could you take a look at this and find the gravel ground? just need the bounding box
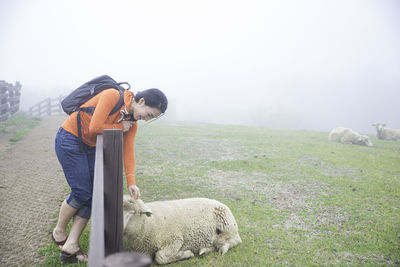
[0,116,67,267]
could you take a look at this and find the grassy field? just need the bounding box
[0,112,41,156]
[39,121,400,266]
[0,112,41,139]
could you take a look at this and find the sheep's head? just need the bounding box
[372,123,386,139]
[356,135,373,147]
[213,205,242,254]
[123,195,153,230]
[123,196,152,216]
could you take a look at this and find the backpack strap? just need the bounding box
[76,90,125,149]
[76,109,84,149]
[110,90,125,115]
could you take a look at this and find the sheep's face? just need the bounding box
[373,123,386,138]
[356,136,373,147]
[122,196,153,230]
[213,206,242,254]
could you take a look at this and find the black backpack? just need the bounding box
[61,75,131,148]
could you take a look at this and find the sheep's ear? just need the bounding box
[383,124,386,127]
[123,199,136,211]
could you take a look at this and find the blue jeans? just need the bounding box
[55,127,95,219]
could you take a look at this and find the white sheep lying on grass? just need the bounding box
[372,123,400,140]
[329,127,373,147]
[123,196,242,265]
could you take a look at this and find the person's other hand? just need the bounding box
[128,185,141,200]
[122,121,135,132]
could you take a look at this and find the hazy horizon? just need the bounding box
[1,0,399,134]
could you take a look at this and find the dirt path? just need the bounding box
[0,116,68,267]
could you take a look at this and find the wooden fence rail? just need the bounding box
[89,130,151,267]
[28,95,64,117]
[0,80,22,121]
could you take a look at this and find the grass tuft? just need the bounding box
[0,111,41,142]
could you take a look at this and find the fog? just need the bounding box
[1,0,399,133]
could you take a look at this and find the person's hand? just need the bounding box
[121,120,135,132]
[128,185,141,200]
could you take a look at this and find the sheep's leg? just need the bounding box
[155,239,194,265]
[199,247,214,256]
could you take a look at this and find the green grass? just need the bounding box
[38,190,90,267]
[0,111,41,142]
[38,121,400,266]
[38,223,90,267]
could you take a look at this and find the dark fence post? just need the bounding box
[89,130,152,267]
[89,131,123,266]
[103,129,124,256]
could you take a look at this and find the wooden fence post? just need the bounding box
[0,81,8,121]
[88,135,105,267]
[38,102,42,116]
[88,130,152,267]
[103,129,124,256]
[58,95,63,114]
[46,97,51,115]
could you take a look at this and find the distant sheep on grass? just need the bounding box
[329,127,373,147]
[123,196,242,265]
[372,123,400,140]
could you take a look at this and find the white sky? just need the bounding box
[1,0,399,132]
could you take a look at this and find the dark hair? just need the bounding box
[134,88,168,113]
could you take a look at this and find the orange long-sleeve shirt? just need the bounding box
[62,89,138,186]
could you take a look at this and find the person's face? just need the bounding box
[132,98,162,121]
